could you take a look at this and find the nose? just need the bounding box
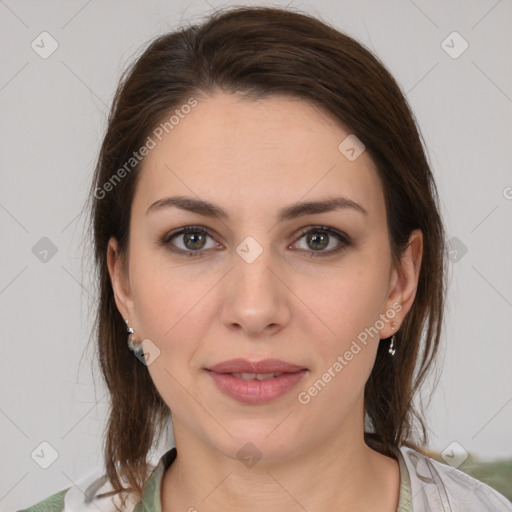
[220,245,291,339]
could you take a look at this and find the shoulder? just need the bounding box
[398,445,512,511]
[16,449,175,512]
[16,469,138,512]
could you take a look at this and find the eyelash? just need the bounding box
[160,225,351,258]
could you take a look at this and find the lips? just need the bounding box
[205,358,308,404]
[207,358,307,374]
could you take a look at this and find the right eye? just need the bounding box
[161,226,221,257]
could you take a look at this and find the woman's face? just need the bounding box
[108,91,421,463]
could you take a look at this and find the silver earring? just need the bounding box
[388,335,396,356]
[389,321,398,356]
[125,319,142,355]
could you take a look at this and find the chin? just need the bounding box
[204,419,303,464]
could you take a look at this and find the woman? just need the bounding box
[18,5,512,512]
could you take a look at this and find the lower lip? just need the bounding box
[206,369,307,404]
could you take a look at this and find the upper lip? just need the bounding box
[207,358,307,374]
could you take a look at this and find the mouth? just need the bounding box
[206,358,307,374]
[229,372,286,380]
[205,359,308,404]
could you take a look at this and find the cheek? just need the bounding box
[295,272,385,420]
[306,264,388,349]
[129,242,209,336]
[294,258,389,406]
[135,262,211,413]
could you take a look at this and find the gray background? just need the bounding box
[1,0,511,509]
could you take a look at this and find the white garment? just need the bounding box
[396,446,512,511]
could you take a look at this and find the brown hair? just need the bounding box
[84,4,447,505]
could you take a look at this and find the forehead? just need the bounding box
[132,92,384,219]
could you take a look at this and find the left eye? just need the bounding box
[292,226,350,256]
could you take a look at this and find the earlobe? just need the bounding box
[106,237,134,321]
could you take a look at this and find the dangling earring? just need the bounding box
[389,321,398,356]
[126,319,143,356]
[388,335,396,356]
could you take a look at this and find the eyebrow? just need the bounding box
[146,195,368,221]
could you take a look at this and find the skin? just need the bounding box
[107,91,423,511]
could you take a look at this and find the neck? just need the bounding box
[160,420,400,511]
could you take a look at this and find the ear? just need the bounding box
[106,236,135,323]
[379,229,423,338]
